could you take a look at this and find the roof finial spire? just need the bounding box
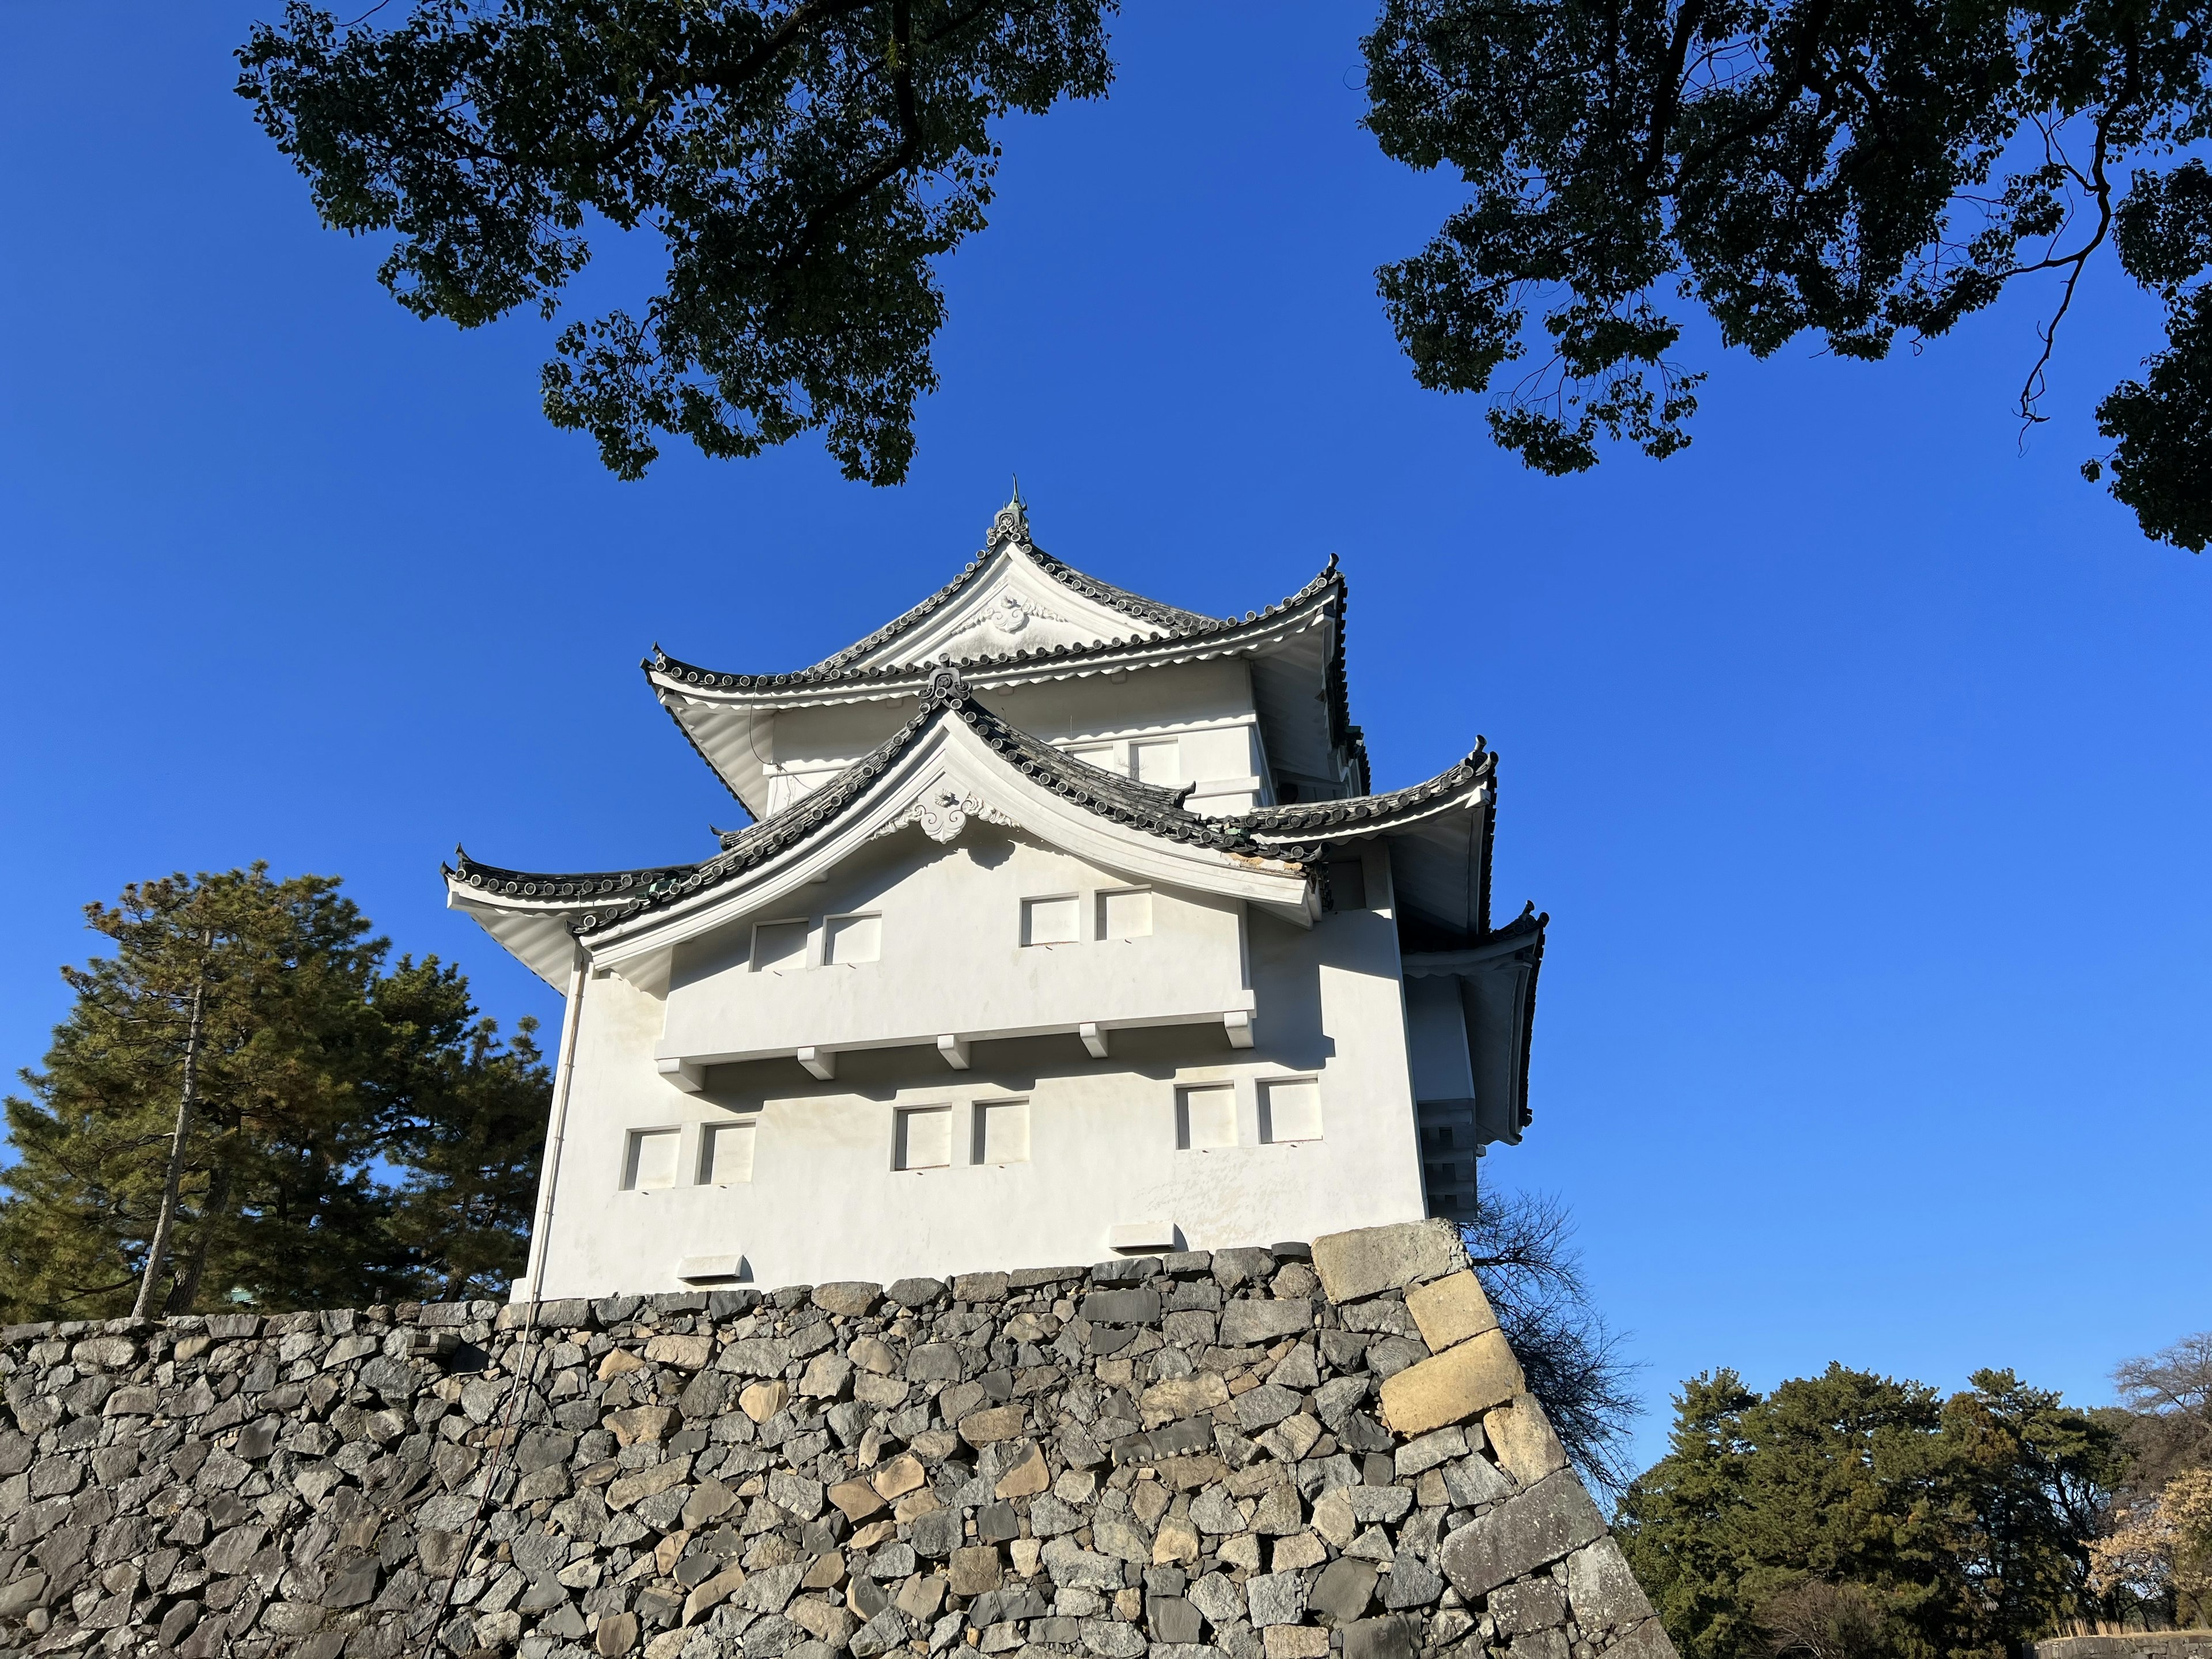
[987,480,1031,551]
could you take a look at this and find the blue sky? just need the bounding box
[2,5,2205,1471]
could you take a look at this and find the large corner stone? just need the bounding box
[1313,1221,1462,1305]
[1378,1328,1524,1435]
[1404,1272,1499,1352]
[1438,1470,1608,1599]
[1566,1539,1655,1636]
[1485,1393,1570,1486]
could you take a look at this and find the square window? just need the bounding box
[824,912,881,965]
[1131,738,1181,786]
[751,919,809,971]
[1021,895,1081,946]
[1260,1078,1324,1143]
[895,1106,953,1171]
[699,1121,756,1185]
[1097,888,1153,940]
[973,1099,1030,1164]
[1066,743,1124,776]
[1176,1083,1237,1152]
[624,1128,680,1191]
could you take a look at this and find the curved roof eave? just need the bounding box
[1233,745,1494,842]
[444,671,1325,976]
[646,562,1343,711]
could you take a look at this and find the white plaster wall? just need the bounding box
[659,831,1252,1063]
[531,843,1426,1298]
[1405,977,1476,1101]
[761,661,1270,817]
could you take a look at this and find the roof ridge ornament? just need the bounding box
[986,483,1031,551]
[925,662,968,704]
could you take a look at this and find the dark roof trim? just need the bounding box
[649,560,1342,697]
[446,851,698,906]
[1233,744,1494,839]
[809,496,1217,676]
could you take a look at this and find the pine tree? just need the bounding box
[0,866,548,1319]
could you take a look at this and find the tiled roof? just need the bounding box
[802,495,1217,676]
[648,560,1342,696]
[450,668,1325,940]
[1236,745,1493,838]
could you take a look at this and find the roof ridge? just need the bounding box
[647,562,1343,695]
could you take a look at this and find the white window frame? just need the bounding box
[970,1097,1031,1166]
[1020,893,1084,948]
[893,1105,955,1172]
[822,910,882,966]
[1257,1076,1325,1145]
[623,1126,684,1192]
[749,917,813,972]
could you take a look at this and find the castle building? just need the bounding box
[449,498,1544,1300]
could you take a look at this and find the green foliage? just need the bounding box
[1617,1364,2124,1659]
[1361,0,2212,548]
[0,866,548,1320]
[236,0,1116,483]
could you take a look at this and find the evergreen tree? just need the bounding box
[1618,1364,2120,1659]
[0,866,548,1319]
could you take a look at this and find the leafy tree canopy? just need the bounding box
[1617,1363,2122,1659]
[0,866,547,1319]
[237,1,1115,484]
[1361,0,2212,548]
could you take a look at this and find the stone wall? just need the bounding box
[0,1220,1675,1659]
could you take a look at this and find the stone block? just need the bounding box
[1403,1272,1499,1353]
[1142,1373,1230,1422]
[1393,1427,1467,1479]
[1437,1471,1607,1599]
[1491,1577,1567,1635]
[1312,1222,1460,1305]
[829,1478,887,1522]
[1307,1559,1376,1624]
[596,1610,641,1654]
[1150,1594,1206,1644]
[995,1442,1051,1498]
[1340,1615,1417,1659]
[1212,1248,1277,1289]
[953,1272,1010,1304]
[1566,1539,1654,1635]
[608,1459,690,1511]
[1485,1395,1570,1486]
[1218,1300,1315,1348]
[849,1336,899,1374]
[1085,1617,1149,1657]
[1235,1385,1305,1434]
[604,1405,682,1446]
[1378,1329,1524,1436]
[645,1334,713,1370]
[960,1405,1028,1446]
[1272,1533,1327,1572]
[1264,1628,1332,1659]
[1081,1289,1162,1326]
[1247,1571,1308,1627]
[949,1544,1003,1597]
[814,1282,883,1317]
[740,1380,789,1423]
[1379,1553,1442,1610]
[1610,1618,1680,1659]
[801,1354,853,1399]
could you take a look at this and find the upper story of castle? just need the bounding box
[645,494,1368,821]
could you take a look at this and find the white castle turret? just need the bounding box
[449,497,1545,1299]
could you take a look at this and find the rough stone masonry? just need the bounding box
[0,1219,1676,1659]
